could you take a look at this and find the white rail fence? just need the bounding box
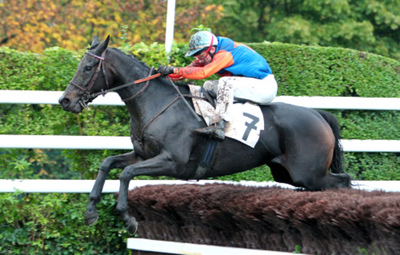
[1,90,400,152]
[2,90,400,110]
[1,179,399,193]
[127,238,308,255]
[1,90,399,254]
[2,134,400,152]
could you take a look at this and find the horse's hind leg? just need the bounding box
[317,172,351,190]
[287,162,351,191]
[85,151,142,226]
[281,147,351,190]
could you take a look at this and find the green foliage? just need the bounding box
[214,0,400,61]
[249,42,400,97]
[1,41,399,254]
[0,192,129,254]
[0,47,79,91]
[128,42,209,85]
[190,24,212,33]
[1,0,224,53]
[345,152,400,180]
[334,110,400,140]
[1,42,399,179]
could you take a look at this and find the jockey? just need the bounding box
[157,31,277,140]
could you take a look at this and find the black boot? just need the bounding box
[195,121,225,140]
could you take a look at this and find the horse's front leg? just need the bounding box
[116,151,178,235]
[85,151,143,226]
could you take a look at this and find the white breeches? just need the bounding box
[202,75,278,124]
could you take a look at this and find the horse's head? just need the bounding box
[59,36,110,113]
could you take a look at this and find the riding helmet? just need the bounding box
[185,31,218,57]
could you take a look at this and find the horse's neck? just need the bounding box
[108,51,178,125]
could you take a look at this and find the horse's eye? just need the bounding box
[85,66,92,71]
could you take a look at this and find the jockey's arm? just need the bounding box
[167,59,204,81]
[176,51,234,80]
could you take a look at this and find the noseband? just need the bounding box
[69,50,161,109]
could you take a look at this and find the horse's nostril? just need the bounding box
[60,98,70,106]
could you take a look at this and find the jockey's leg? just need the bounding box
[203,80,219,98]
[195,75,277,140]
[231,75,278,105]
[195,78,234,140]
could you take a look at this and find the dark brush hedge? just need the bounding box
[126,183,400,254]
[0,42,399,254]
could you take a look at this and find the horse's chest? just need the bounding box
[129,117,163,158]
[133,136,162,159]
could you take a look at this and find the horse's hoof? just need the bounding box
[126,217,138,235]
[84,211,99,226]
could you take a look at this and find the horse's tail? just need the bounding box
[317,110,344,173]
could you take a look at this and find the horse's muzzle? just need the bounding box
[59,93,84,113]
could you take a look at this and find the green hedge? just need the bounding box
[1,42,399,254]
[250,42,400,97]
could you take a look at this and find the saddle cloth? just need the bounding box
[189,85,264,148]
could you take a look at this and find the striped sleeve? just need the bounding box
[177,51,234,79]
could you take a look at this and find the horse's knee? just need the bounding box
[119,168,133,182]
[100,157,116,172]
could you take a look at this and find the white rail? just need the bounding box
[2,90,398,255]
[0,90,122,106]
[1,90,400,110]
[1,89,397,253]
[1,90,399,152]
[1,179,399,193]
[1,135,400,152]
[127,238,303,255]
[0,135,133,150]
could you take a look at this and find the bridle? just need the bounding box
[69,50,161,109]
[68,48,202,142]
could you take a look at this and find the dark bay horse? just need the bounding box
[59,36,351,234]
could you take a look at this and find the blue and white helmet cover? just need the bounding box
[185,31,218,57]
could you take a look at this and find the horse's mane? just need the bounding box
[108,47,191,89]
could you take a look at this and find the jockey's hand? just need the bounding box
[157,65,175,76]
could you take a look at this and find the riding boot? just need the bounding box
[195,78,232,140]
[195,120,225,140]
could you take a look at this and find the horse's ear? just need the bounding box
[91,36,100,47]
[95,35,110,55]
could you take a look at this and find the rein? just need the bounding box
[68,51,161,108]
[68,49,202,142]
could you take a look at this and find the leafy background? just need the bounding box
[2,0,400,61]
[1,0,400,253]
[1,42,399,253]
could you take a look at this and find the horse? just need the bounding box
[59,36,351,235]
